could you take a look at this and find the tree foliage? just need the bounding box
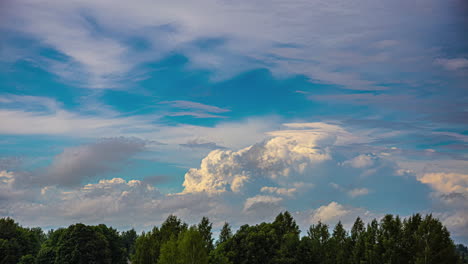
[1,212,466,264]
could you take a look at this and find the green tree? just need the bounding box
[350,217,366,264]
[363,219,379,264]
[36,228,66,264]
[198,217,214,252]
[401,213,423,263]
[414,214,458,264]
[95,224,126,264]
[272,212,300,264]
[132,229,160,264]
[18,254,35,264]
[55,223,112,264]
[299,221,330,264]
[0,217,43,264]
[158,235,179,264]
[120,229,138,259]
[378,214,404,264]
[330,221,350,264]
[217,222,232,245]
[133,215,187,264]
[178,227,208,264]
[160,215,188,243]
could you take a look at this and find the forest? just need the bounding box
[1,213,467,264]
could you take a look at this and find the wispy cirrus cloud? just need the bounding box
[2,0,466,92]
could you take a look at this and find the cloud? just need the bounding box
[180,139,227,150]
[4,0,463,91]
[343,154,375,168]
[160,100,230,114]
[155,100,231,119]
[311,201,349,222]
[182,123,336,194]
[260,186,297,196]
[35,138,146,187]
[243,195,283,220]
[435,58,468,71]
[418,172,468,195]
[348,188,370,198]
[330,183,370,198]
[1,121,467,242]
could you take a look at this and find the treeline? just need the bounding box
[1,213,467,264]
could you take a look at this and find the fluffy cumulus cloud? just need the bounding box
[311,201,349,222]
[182,123,348,194]
[418,172,468,195]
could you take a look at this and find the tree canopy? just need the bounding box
[0,213,466,264]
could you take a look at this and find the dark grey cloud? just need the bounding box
[180,139,227,150]
[141,175,171,186]
[32,137,147,187]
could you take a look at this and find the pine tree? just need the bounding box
[331,221,350,264]
[350,217,366,264]
[218,222,232,245]
[198,216,214,252]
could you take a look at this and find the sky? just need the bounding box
[0,0,467,243]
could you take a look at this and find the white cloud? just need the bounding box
[343,154,375,168]
[311,201,349,222]
[418,172,468,195]
[348,188,370,198]
[260,186,297,196]
[182,123,337,194]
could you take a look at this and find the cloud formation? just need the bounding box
[18,138,147,187]
[182,123,338,194]
[3,0,465,92]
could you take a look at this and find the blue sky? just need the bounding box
[0,0,467,243]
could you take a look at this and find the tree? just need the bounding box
[272,212,300,264]
[160,215,188,243]
[158,235,179,264]
[133,215,187,264]
[198,217,214,252]
[350,217,366,264]
[178,227,209,264]
[330,221,350,264]
[0,217,43,264]
[378,214,404,264]
[55,223,112,264]
[363,219,379,264]
[96,224,126,264]
[217,222,232,245]
[18,254,35,264]
[456,244,468,264]
[132,229,160,264]
[120,229,138,259]
[301,221,330,264]
[401,213,423,263]
[36,228,67,264]
[223,223,277,264]
[414,214,458,264]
